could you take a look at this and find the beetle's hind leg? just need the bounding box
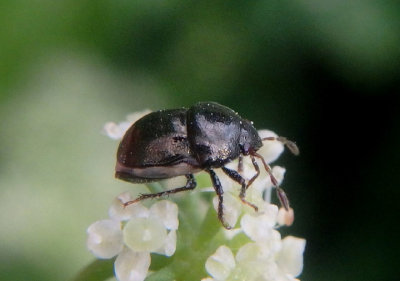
[206,169,232,229]
[222,166,258,212]
[123,174,196,207]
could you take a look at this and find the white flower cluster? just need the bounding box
[87,192,178,281]
[203,235,305,281]
[203,207,305,281]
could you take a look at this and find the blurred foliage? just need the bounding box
[0,0,399,281]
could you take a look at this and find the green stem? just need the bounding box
[194,206,223,249]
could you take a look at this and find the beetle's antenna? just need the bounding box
[252,151,290,211]
[262,136,300,156]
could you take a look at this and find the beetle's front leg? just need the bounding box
[122,174,196,206]
[252,151,290,210]
[206,169,232,229]
[221,166,258,212]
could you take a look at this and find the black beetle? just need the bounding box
[115,102,298,229]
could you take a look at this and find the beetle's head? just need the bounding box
[239,119,263,155]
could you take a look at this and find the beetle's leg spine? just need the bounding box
[123,174,196,207]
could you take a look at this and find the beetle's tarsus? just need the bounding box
[239,196,259,212]
[222,222,232,230]
[276,187,290,211]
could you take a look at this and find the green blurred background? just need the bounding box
[1,0,399,280]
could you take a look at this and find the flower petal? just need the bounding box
[272,166,286,186]
[109,192,149,221]
[222,243,276,281]
[87,219,123,259]
[222,228,242,240]
[114,248,151,281]
[103,110,151,140]
[153,230,177,257]
[236,242,266,263]
[150,200,179,230]
[257,130,285,164]
[123,217,167,252]
[276,236,306,277]
[205,245,235,280]
[212,193,242,229]
[103,122,125,140]
[240,205,278,242]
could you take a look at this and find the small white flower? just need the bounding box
[115,248,151,281]
[154,229,177,256]
[87,193,179,281]
[103,122,126,140]
[109,192,149,221]
[205,244,265,281]
[276,236,306,278]
[87,219,123,259]
[240,203,279,243]
[257,129,285,164]
[212,192,242,229]
[149,199,179,230]
[205,245,236,280]
[205,170,305,281]
[123,217,167,252]
[103,109,151,140]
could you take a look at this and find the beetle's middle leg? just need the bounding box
[238,155,244,173]
[206,169,232,229]
[123,174,196,207]
[221,166,258,212]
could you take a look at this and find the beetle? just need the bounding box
[115,101,298,229]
